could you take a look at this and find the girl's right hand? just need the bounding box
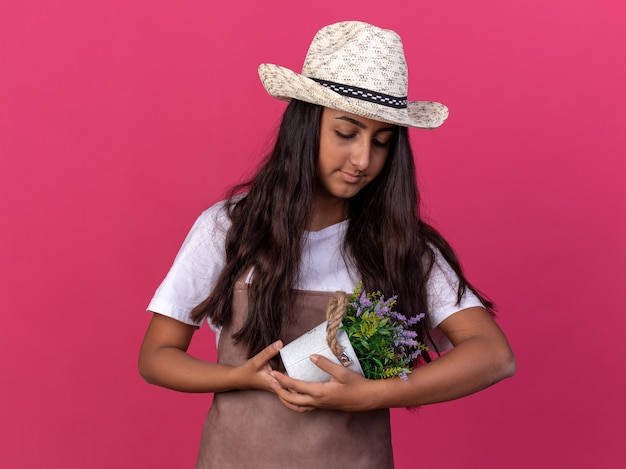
[140,313,284,394]
[233,340,283,393]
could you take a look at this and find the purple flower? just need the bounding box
[344,285,429,380]
[359,292,373,307]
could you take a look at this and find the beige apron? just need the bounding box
[196,279,394,468]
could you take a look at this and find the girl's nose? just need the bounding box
[349,142,371,171]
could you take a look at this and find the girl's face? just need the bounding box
[316,108,395,201]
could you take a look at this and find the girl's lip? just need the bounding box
[339,170,364,183]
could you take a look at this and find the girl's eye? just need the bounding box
[335,130,391,148]
[336,131,356,140]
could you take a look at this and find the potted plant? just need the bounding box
[280,283,428,382]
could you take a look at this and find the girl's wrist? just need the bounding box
[229,364,251,390]
[353,376,393,411]
[365,374,416,410]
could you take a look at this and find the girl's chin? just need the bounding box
[320,187,362,201]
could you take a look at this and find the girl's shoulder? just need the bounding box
[177,199,235,256]
[195,195,245,233]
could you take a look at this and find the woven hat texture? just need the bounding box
[258,21,448,129]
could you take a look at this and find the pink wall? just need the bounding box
[1,1,624,467]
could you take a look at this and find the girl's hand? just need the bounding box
[270,355,381,413]
[139,314,287,394]
[269,307,515,412]
[233,340,284,393]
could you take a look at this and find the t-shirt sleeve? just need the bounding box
[426,249,485,351]
[146,203,230,327]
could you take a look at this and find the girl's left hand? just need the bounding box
[271,355,380,413]
[272,307,516,413]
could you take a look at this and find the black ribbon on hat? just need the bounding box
[312,78,408,109]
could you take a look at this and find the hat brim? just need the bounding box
[258,63,448,129]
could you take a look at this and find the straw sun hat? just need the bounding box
[258,21,448,129]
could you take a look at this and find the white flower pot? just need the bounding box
[279,321,364,382]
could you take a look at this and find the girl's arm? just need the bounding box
[270,306,515,412]
[139,313,282,393]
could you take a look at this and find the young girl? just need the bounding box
[139,21,515,468]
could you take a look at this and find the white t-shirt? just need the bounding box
[147,200,484,350]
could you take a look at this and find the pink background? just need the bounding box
[1,1,624,467]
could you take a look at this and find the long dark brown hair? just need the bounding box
[191,99,493,358]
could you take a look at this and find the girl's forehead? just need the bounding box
[322,107,397,132]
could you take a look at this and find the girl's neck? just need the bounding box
[308,194,349,232]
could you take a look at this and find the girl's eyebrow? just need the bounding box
[335,116,395,133]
